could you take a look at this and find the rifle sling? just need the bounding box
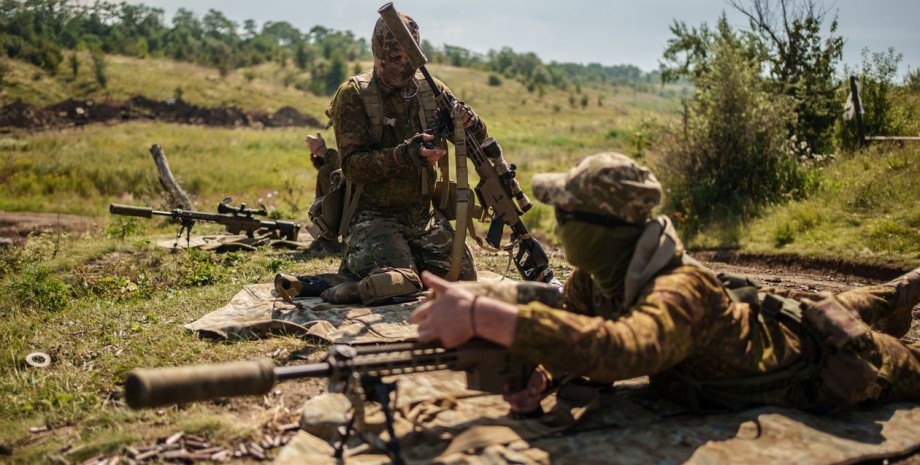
[339,181,364,238]
[445,111,470,281]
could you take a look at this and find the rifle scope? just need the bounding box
[480,138,532,213]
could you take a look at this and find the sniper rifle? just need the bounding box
[124,339,534,464]
[109,198,300,247]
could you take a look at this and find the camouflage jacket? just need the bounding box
[315,148,341,199]
[510,265,806,385]
[330,72,488,225]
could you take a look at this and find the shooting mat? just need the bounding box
[184,270,513,343]
[274,371,920,465]
[155,233,312,252]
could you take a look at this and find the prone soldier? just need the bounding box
[413,152,920,414]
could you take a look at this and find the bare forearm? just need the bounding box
[470,296,519,347]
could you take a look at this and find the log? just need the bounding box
[149,144,195,210]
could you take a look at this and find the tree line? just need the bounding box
[0,0,660,96]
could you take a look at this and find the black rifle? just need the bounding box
[124,339,534,464]
[378,3,556,285]
[109,198,300,246]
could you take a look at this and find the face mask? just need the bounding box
[375,56,415,89]
[556,220,642,299]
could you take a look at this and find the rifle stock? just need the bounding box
[378,3,556,284]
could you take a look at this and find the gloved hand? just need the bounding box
[393,133,446,167]
[452,101,480,129]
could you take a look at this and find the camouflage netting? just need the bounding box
[274,371,920,465]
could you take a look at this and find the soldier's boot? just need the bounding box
[884,267,920,313]
[275,273,336,302]
[357,268,423,306]
[321,281,361,304]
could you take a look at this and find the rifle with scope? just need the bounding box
[124,339,534,464]
[109,198,300,246]
[379,2,556,285]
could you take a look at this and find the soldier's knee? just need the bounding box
[357,268,423,305]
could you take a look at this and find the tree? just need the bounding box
[324,53,347,95]
[659,16,807,225]
[729,0,843,155]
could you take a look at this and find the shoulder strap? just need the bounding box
[338,181,364,238]
[415,74,439,130]
[351,70,394,142]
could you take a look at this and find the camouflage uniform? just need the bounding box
[328,13,485,289]
[512,152,920,411]
[314,148,341,199]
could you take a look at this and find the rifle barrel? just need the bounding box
[110,204,159,218]
[125,358,280,409]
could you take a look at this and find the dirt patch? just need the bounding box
[694,249,911,282]
[0,211,98,244]
[0,97,323,131]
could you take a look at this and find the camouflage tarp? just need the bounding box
[275,370,920,465]
[156,234,313,252]
[184,271,512,342]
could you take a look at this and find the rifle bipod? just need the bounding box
[172,217,195,249]
[333,375,406,465]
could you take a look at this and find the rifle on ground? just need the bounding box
[124,339,533,464]
[109,198,300,246]
[379,3,556,285]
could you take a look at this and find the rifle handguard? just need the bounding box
[124,359,277,409]
[110,204,154,218]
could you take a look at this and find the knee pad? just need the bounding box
[358,268,423,306]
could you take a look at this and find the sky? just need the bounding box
[123,0,919,78]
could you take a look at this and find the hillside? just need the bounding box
[0,53,678,228]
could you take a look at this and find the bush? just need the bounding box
[487,74,502,86]
[837,48,917,149]
[3,264,72,313]
[658,20,812,228]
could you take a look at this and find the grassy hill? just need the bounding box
[0,53,678,236]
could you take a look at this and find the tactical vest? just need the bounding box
[350,69,439,142]
[350,70,450,210]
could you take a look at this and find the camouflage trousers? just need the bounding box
[340,209,477,282]
[823,279,920,406]
[771,272,920,409]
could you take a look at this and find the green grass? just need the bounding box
[687,144,920,269]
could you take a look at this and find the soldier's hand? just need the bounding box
[306,132,327,158]
[418,133,446,165]
[393,133,445,168]
[412,272,476,348]
[452,101,480,129]
[502,370,548,414]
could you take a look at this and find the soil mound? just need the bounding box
[0,97,323,130]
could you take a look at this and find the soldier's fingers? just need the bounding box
[410,303,430,323]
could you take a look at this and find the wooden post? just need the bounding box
[849,76,867,148]
[150,144,195,210]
